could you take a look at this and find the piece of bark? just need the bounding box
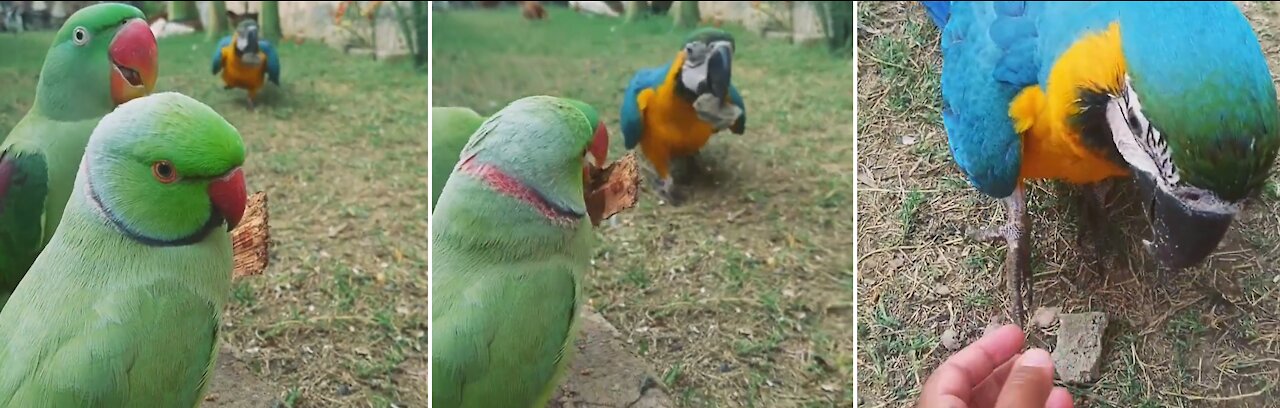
[232,192,271,278]
[585,152,641,227]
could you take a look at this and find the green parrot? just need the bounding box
[0,92,247,407]
[430,106,486,211]
[0,2,159,305]
[431,95,611,408]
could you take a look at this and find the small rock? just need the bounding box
[1032,307,1061,329]
[934,284,951,296]
[940,328,962,350]
[1052,312,1108,384]
[337,384,353,396]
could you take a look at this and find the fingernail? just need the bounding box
[1019,348,1053,368]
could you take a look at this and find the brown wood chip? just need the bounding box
[585,152,641,227]
[232,192,271,278]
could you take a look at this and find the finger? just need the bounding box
[921,325,1026,401]
[917,394,969,408]
[970,353,1020,406]
[994,348,1057,408]
[1046,387,1074,408]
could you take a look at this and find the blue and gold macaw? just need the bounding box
[211,11,280,108]
[922,1,1280,324]
[621,28,746,204]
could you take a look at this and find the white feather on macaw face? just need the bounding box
[1105,75,1241,216]
[679,40,734,95]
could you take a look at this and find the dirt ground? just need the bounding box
[432,6,854,407]
[857,2,1280,407]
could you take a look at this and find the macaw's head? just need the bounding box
[228,11,262,59]
[84,92,247,247]
[37,2,157,119]
[678,28,736,102]
[454,96,610,227]
[1106,3,1280,271]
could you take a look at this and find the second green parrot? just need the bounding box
[431,95,611,408]
[0,2,158,305]
[0,92,247,407]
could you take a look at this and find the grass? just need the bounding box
[432,5,854,407]
[857,2,1280,407]
[0,31,427,407]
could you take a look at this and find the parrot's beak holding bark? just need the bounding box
[209,168,248,230]
[109,18,158,105]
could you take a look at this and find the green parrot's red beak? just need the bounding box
[109,18,158,106]
[209,168,247,230]
[589,120,609,168]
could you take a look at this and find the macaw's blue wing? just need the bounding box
[260,40,281,85]
[920,1,951,28]
[728,84,746,134]
[938,1,1044,199]
[620,65,670,150]
[211,35,232,75]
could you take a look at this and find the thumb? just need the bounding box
[994,348,1056,408]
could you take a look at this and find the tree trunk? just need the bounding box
[624,1,648,23]
[206,1,228,41]
[413,1,428,68]
[260,1,281,41]
[167,1,200,27]
[672,1,699,29]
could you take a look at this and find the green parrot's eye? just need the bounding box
[72,27,89,46]
[152,161,178,184]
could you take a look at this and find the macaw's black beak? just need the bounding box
[706,43,732,101]
[1136,170,1234,270]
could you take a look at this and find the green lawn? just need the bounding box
[433,6,854,407]
[1,31,427,407]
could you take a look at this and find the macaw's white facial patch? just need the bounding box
[680,42,709,92]
[1104,75,1241,216]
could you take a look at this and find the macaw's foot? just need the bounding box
[656,176,683,206]
[966,185,1032,327]
[1077,182,1113,281]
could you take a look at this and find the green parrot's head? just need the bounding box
[37,2,158,120]
[454,96,609,227]
[678,28,736,103]
[83,92,247,247]
[1106,3,1280,270]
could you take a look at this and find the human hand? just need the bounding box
[916,324,1074,408]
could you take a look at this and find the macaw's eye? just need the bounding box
[152,160,178,183]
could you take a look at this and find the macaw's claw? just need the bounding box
[656,178,684,206]
[967,185,1032,327]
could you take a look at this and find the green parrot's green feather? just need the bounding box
[0,3,151,304]
[431,96,601,408]
[431,107,487,210]
[0,92,243,407]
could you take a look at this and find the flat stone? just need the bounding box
[1032,307,1061,329]
[1052,312,1108,384]
[551,310,674,408]
[940,327,962,351]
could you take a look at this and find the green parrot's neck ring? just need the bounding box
[84,164,225,247]
[458,155,584,226]
[1104,75,1242,216]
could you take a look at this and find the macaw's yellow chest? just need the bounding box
[1008,22,1131,185]
[639,82,717,158]
[220,47,268,91]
